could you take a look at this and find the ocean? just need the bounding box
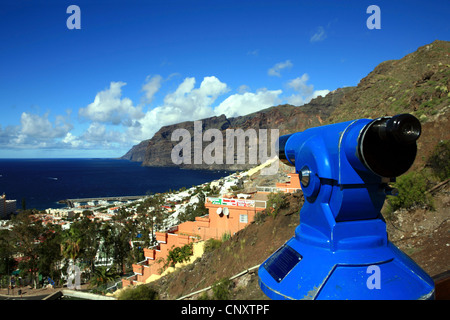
[0,159,232,210]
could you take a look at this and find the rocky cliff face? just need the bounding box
[121,87,351,170]
[122,40,450,171]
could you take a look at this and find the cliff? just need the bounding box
[121,87,351,170]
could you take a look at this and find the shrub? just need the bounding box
[254,211,267,224]
[427,140,450,181]
[386,171,434,212]
[221,232,231,242]
[211,277,232,300]
[167,243,194,267]
[118,284,159,300]
[203,238,222,253]
[266,191,288,217]
[197,291,210,300]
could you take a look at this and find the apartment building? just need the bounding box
[122,192,266,287]
[0,194,16,219]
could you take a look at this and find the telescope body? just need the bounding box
[258,115,435,300]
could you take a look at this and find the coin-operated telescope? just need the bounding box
[258,114,435,299]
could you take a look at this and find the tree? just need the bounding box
[110,208,136,274]
[61,227,82,263]
[89,266,116,289]
[137,194,167,246]
[0,229,16,281]
[166,243,193,268]
[75,215,101,276]
[37,224,62,285]
[10,210,47,288]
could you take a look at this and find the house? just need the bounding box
[275,173,301,192]
[122,193,266,287]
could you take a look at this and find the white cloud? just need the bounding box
[238,85,250,94]
[79,81,144,126]
[0,111,75,152]
[310,89,331,99]
[310,26,327,43]
[130,76,229,142]
[0,73,331,157]
[286,74,330,106]
[20,112,73,139]
[62,132,81,148]
[287,74,314,96]
[214,89,282,118]
[141,74,163,104]
[268,60,293,77]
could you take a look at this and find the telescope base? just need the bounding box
[258,236,435,300]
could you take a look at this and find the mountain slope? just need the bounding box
[326,40,450,168]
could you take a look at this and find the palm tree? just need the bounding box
[89,266,116,290]
[60,228,82,263]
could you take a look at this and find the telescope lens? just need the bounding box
[358,114,421,177]
[385,114,421,144]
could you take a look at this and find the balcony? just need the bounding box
[144,248,156,260]
[132,263,144,275]
[155,232,168,243]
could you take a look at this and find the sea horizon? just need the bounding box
[0,158,232,211]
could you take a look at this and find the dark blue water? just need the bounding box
[0,159,231,210]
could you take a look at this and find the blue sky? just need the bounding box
[0,0,448,158]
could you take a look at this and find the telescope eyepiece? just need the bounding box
[381,114,421,144]
[358,113,421,178]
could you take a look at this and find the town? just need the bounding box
[0,158,301,298]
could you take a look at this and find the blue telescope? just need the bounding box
[258,114,435,299]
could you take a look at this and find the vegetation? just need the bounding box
[221,232,231,242]
[89,266,117,288]
[117,284,159,300]
[254,210,267,224]
[203,238,222,253]
[385,140,450,215]
[177,193,208,223]
[427,140,450,181]
[166,243,194,268]
[8,210,62,289]
[0,193,171,291]
[211,277,232,300]
[266,191,288,217]
[386,171,434,213]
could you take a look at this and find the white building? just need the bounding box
[0,194,16,218]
